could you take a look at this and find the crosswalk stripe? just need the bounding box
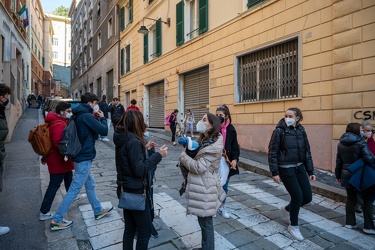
[231,183,374,250]
[154,192,237,249]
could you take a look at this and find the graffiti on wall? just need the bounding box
[354,110,375,120]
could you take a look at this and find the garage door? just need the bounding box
[184,67,209,122]
[149,82,165,128]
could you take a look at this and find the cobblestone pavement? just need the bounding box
[37,110,374,250]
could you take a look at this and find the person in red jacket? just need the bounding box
[126,99,140,111]
[39,101,74,221]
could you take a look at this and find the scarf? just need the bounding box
[220,119,230,147]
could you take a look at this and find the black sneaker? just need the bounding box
[95,206,113,220]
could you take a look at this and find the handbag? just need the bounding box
[219,156,230,186]
[118,191,146,210]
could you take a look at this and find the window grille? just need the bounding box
[238,38,298,102]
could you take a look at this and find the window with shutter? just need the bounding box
[155,19,162,57]
[120,48,125,75]
[176,1,184,46]
[120,7,125,31]
[198,0,208,34]
[129,0,133,23]
[143,34,148,64]
[125,45,130,73]
[247,0,264,8]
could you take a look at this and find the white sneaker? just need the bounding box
[101,138,110,142]
[0,226,10,235]
[363,228,375,235]
[218,207,230,219]
[287,225,304,241]
[99,138,103,141]
[345,224,357,229]
[281,206,289,221]
[39,212,54,221]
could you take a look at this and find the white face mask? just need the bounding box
[364,131,372,138]
[93,104,100,113]
[285,117,295,127]
[196,120,207,133]
[65,113,73,119]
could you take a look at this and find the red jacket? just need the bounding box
[44,112,74,174]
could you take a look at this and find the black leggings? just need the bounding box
[279,164,312,226]
[170,124,176,142]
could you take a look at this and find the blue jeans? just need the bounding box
[222,177,230,205]
[198,216,214,250]
[53,160,103,222]
[184,123,194,136]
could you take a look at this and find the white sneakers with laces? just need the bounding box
[287,225,304,241]
[218,207,230,219]
[363,228,375,235]
[0,226,10,235]
[101,138,110,142]
[39,212,54,221]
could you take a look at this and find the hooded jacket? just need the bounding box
[113,131,162,194]
[44,112,74,174]
[71,104,108,162]
[179,135,226,217]
[268,118,314,176]
[335,132,375,188]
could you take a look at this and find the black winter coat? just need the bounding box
[113,131,162,195]
[268,119,314,176]
[335,132,375,188]
[109,103,125,124]
[224,123,240,177]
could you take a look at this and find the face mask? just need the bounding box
[285,117,295,127]
[144,132,150,138]
[2,99,9,106]
[360,131,365,137]
[364,131,372,138]
[187,112,190,115]
[93,104,100,113]
[217,116,225,124]
[196,120,207,133]
[66,113,73,119]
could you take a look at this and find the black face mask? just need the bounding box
[2,99,9,106]
[217,116,225,124]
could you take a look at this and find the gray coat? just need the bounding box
[179,135,226,217]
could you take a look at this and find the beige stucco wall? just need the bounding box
[119,0,375,172]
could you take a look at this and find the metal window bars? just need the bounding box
[239,38,298,102]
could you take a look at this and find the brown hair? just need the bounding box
[287,107,303,122]
[116,110,147,146]
[216,104,232,123]
[346,122,361,136]
[197,113,221,144]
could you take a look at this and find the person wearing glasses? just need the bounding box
[215,105,240,219]
[268,107,316,241]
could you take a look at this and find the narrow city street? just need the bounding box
[1,109,374,249]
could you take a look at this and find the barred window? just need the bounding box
[237,38,299,103]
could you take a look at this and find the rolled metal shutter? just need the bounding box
[149,82,165,128]
[184,67,209,122]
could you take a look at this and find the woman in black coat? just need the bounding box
[268,107,316,241]
[335,122,375,235]
[216,105,240,219]
[113,111,168,249]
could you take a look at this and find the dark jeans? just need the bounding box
[40,171,73,214]
[346,187,375,229]
[279,165,312,226]
[197,216,214,250]
[122,198,151,250]
[170,124,176,142]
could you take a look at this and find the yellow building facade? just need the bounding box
[116,0,375,172]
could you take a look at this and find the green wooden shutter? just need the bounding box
[120,7,125,31]
[120,48,125,75]
[198,0,208,34]
[144,34,148,64]
[155,18,162,57]
[176,1,184,46]
[129,0,133,23]
[247,0,264,8]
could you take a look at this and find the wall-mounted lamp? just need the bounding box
[138,17,171,35]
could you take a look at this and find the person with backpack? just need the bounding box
[109,97,125,129]
[0,84,12,236]
[169,109,178,146]
[39,101,74,221]
[98,95,110,142]
[268,107,316,241]
[50,92,112,231]
[126,99,140,112]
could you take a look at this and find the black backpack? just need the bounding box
[58,115,82,160]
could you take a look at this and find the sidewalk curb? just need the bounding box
[148,129,348,204]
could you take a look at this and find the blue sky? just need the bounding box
[40,0,72,13]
